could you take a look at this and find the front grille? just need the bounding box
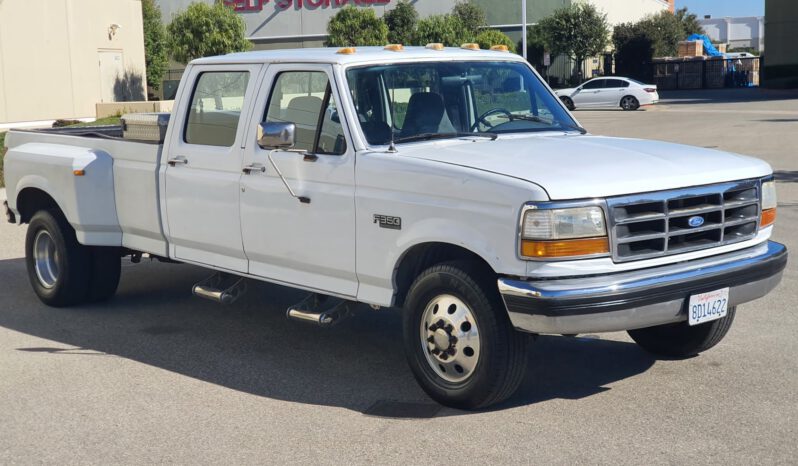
[607,180,761,262]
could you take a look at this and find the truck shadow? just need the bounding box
[0,258,656,416]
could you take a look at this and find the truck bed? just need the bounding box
[4,126,168,256]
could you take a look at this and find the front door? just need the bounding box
[163,64,261,272]
[240,64,358,296]
[574,78,605,107]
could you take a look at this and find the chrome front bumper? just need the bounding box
[498,241,787,335]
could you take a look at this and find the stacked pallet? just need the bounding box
[678,40,703,58]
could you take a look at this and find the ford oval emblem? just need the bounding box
[688,216,705,228]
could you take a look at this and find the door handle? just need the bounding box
[242,163,266,175]
[167,156,188,167]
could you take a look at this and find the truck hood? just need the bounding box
[398,134,772,200]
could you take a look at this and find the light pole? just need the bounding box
[521,0,527,60]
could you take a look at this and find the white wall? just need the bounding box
[699,16,765,51]
[0,0,147,124]
[579,0,670,25]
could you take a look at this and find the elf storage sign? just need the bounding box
[223,0,390,12]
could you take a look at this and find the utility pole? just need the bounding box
[521,0,528,60]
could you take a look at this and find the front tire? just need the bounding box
[628,307,736,358]
[25,210,92,307]
[402,262,528,410]
[560,96,575,111]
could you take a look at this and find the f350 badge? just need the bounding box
[374,214,402,230]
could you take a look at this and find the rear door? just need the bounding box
[603,79,629,106]
[163,64,261,272]
[239,64,358,296]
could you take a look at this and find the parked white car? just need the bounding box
[2,46,785,410]
[555,77,659,111]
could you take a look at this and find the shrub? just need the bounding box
[412,15,471,47]
[167,0,251,64]
[475,30,516,53]
[384,0,418,45]
[453,1,487,36]
[326,7,388,46]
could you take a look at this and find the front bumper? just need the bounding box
[498,241,787,334]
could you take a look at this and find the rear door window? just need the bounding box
[606,79,629,88]
[184,71,250,147]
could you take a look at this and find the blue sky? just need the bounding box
[675,0,764,18]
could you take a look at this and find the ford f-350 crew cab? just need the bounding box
[3,46,787,409]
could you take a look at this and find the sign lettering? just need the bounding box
[224,0,391,13]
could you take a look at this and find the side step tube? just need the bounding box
[192,273,247,305]
[287,294,353,327]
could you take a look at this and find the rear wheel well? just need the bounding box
[393,242,496,308]
[16,188,60,224]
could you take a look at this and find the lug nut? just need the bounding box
[445,324,454,333]
[427,336,435,343]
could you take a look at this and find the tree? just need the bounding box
[475,30,516,53]
[142,0,168,90]
[326,7,388,46]
[453,1,487,37]
[675,7,705,38]
[636,11,684,57]
[613,22,654,81]
[384,0,418,45]
[167,0,251,64]
[412,15,471,47]
[523,25,547,66]
[538,4,610,82]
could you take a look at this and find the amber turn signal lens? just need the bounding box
[760,208,776,228]
[521,237,609,258]
[73,169,85,176]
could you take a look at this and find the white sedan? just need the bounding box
[555,77,659,111]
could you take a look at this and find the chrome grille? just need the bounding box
[608,180,761,262]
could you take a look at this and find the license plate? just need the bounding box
[688,288,729,326]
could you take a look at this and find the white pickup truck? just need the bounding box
[3,46,787,409]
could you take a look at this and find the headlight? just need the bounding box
[520,205,609,259]
[761,179,777,228]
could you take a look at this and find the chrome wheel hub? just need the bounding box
[420,294,481,383]
[33,230,60,289]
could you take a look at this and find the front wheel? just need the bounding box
[402,262,529,410]
[560,96,575,111]
[628,307,736,358]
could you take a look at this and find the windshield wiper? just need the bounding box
[496,114,588,134]
[393,131,498,144]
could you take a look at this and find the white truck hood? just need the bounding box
[398,134,772,200]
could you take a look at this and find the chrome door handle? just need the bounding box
[168,156,188,167]
[242,163,266,174]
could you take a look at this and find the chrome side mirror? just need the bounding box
[257,122,296,149]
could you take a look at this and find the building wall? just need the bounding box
[576,0,670,25]
[764,0,798,87]
[699,17,765,51]
[0,0,147,125]
[158,0,455,44]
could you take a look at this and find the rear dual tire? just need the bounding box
[403,261,528,410]
[25,209,121,307]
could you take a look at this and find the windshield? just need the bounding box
[345,61,579,146]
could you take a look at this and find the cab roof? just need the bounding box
[190,46,527,67]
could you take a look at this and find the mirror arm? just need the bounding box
[267,149,311,204]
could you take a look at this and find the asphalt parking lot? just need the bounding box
[1,88,797,464]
